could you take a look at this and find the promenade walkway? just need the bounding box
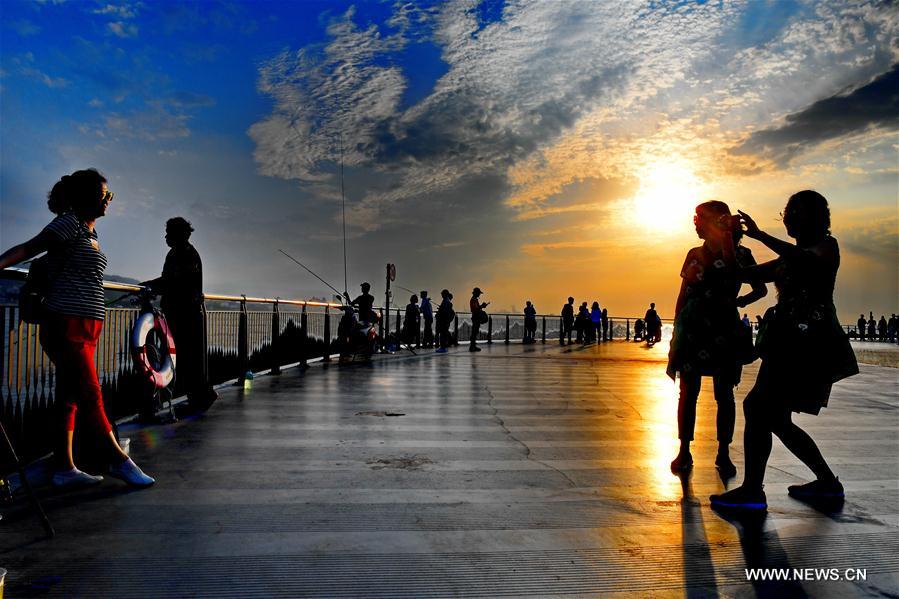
[2,341,897,597]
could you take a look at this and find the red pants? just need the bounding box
[40,312,112,435]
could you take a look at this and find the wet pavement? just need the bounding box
[2,340,897,597]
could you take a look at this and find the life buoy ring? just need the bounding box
[131,312,176,389]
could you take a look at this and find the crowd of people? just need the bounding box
[855,312,899,343]
[0,170,868,514]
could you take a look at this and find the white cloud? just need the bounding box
[108,21,138,38]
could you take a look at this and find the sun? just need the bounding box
[629,161,709,235]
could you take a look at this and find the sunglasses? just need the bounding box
[102,190,115,203]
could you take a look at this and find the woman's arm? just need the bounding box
[0,231,54,270]
[736,279,768,308]
[739,259,779,283]
[738,210,801,259]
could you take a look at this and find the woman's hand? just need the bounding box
[738,210,761,239]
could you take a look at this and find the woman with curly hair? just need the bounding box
[0,169,154,488]
[711,191,858,510]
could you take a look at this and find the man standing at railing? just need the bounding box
[420,290,434,348]
[435,289,454,353]
[144,217,217,414]
[469,287,489,352]
[346,282,376,324]
[560,297,574,345]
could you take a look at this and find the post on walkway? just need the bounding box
[323,306,331,362]
[300,305,308,368]
[271,300,281,374]
[505,315,510,344]
[626,318,630,341]
[541,316,546,344]
[377,308,384,348]
[453,315,459,346]
[200,302,210,384]
[609,319,614,340]
[396,308,401,338]
[487,316,493,344]
[238,296,249,381]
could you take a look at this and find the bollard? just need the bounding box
[505,315,510,344]
[271,300,281,374]
[541,316,546,344]
[487,316,493,344]
[626,318,630,341]
[238,296,249,382]
[323,306,333,360]
[300,305,308,368]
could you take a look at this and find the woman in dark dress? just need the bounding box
[711,190,858,510]
[668,201,767,478]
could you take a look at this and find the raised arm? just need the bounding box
[735,250,768,308]
[738,210,802,259]
[0,231,54,270]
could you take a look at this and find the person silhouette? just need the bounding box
[402,294,420,346]
[144,217,217,414]
[523,301,537,343]
[601,308,609,341]
[668,201,767,478]
[435,289,454,353]
[560,297,574,345]
[711,191,858,510]
[857,314,866,340]
[576,301,590,344]
[645,302,662,343]
[469,288,489,352]
[590,301,602,343]
[346,282,376,323]
[420,291,434,348]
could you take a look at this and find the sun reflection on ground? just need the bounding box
[635,361,684,501]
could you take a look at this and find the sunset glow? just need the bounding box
[630,161,709,235]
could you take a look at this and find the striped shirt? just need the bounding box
[41,213,107,320]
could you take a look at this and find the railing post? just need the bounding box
[271,300,281,374]
[487,316,493,344]
[300,305,308,368]
[384,304,390,346]
[453,314,459,346]
[323,306,331,362]
[238,296,249,381]
[378,308,384,351]
[505,315,510,344]
[609,319,614,340]
[200,302,210,384]
[541,316,546,344]
[396,308,401,340]
[626,318,630,341]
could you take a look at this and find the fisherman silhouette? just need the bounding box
[560,297,574,345]
[711,191,858,510]
[145,217,217,414]
[346,282,376,323]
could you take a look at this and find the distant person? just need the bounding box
[144,217,217,414]
[420,291,434,348]
[867,314,876,341]
[645,302,662,343]
[668,200,767,479]
[560,297,575,345]
[435,289,454,353]
[345,282,376,323]
[0,169,153,488]
[575,301,590,344]
[712,191,858,510]
[523,301,537,343]
[634,318,645,341]
[889,314,898,343]
[742,313,751,328]
[601,308,609,341]
[402,294,420,347]
[469,287,489,352]
[857,314,866,340]
[590,301,602,343]
[877,315,887,342]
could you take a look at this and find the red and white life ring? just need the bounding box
[131,312,176,389]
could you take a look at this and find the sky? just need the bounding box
[1,0,897,321]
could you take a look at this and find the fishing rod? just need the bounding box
[339,132,348,298]
[278,249,344,299]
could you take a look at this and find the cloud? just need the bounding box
[733,64,899,165]
[108,21,138,38]
[93,3,139,19]
[9,19,40,36]
[165,91,216,108]
[103,105,190,141]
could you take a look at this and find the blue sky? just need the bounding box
[2,0,897,318]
